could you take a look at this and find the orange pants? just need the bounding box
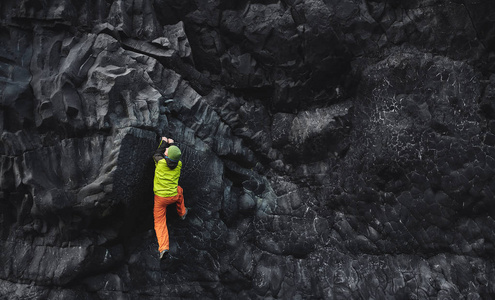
[154,186,186,252]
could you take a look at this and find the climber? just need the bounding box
[153,136,188,260]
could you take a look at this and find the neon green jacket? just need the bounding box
[153,140,182,197]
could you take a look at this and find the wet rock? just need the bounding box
[1,0,495,299]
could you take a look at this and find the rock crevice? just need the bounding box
[1,0,495,299]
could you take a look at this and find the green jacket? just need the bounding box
[153,140,182,197]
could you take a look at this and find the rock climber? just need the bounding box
[153,136,188,260]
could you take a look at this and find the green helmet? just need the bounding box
[167,145,181,161]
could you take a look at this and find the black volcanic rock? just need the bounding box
[1,0,495,299]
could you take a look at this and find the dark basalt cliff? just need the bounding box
[1,0,495,299]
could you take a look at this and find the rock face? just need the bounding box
[1,0,495,298]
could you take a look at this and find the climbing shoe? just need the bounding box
[160,250,169,260]
[180,208,189,220]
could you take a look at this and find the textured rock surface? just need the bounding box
[1,0,495,298]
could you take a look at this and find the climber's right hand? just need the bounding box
[162,137,174,144]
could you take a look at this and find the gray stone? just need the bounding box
[1,0,495,299]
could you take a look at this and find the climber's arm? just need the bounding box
[153,137,173,163]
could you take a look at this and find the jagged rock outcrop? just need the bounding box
[1,0,495,299]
